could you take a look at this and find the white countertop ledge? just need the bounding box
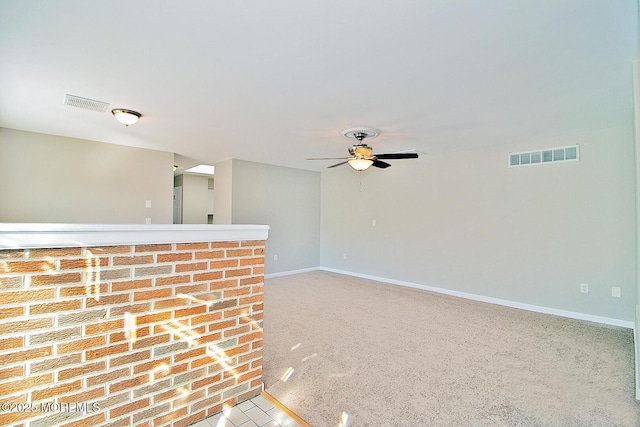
[0,224,270,249]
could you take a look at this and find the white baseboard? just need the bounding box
[318,267,635,329]
[264,267,319,279]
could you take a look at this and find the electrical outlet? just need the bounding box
[580,283,589,294]
[372,219,376,227]
[343,253,347,260]
[145,200,152,208]
[273,254,278,261]
[612,286,621,298]
[145,218,152,224]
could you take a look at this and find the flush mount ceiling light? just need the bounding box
[111,109,141,126]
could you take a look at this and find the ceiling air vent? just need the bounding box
[64,94,109,112]
[509,145,579,167]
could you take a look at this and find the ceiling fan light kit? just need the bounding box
[307,127,418,170]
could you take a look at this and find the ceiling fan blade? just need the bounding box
[374,153,419,160]
[372,160,391,168]
[328,161,349,168]
[306,157,349,160]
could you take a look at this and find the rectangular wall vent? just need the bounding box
[64,94,109,112]
[509,145,579,167]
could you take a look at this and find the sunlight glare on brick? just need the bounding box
[280,367,295,382]
[149,362,170,382]
[161,320,201,347]
[40,257,56,271]
[124,311,137,343]
[206,344,238,378]
[0,260,8,273]
[177,293,215,307]
[177,386,190,399]
[84,249,100,301]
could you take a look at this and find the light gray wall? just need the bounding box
[230,159,320,275]
[180,174,209,224]
[213,159,233,224]
[321,126,636,321]
[0,128,173,224]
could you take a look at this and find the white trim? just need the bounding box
[319,267,634,329]
[265,267,319,279]
[0,223,269,249]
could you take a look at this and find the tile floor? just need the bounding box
[190,394,303,427]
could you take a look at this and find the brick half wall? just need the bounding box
[0,240,265,427]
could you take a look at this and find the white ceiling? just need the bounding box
[0,0,637,172]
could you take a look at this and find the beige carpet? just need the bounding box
[262,270,640,427]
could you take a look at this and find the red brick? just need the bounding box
[175,283,208,295]
[109,349,151,368]
[57,336,107,354]
[176,242,209,250]
[210,242,240,249]
[155,275,191,286]
[86,293,131,307]
[91,246,132,254]
[174,305,207,318]
[210,279,239,291]
[58,362,106,381]
[253,267,264,275]
[133,288,173,301]
[85,319,124,335]
[239,295,262,305]
[1,373,53,395]
[154,407,188,426]
[224,287,251,298]
[0,249,25,259]
[29,299,82,315]
[32,380,82,400]
[111,279,153,292]
[0,318,53,335]
[0,306,24,320]
[131,334,171,350]
[224,325,250,338]
[86,342,129,360]
[0,366,24,381]
[87,367,130,387]
[224,268,251,278]
[240,257,264,266]
[209,259,239,269]
[135,244,172,252]
[30,272,82,286]
[157,252,193,262]
[109,397,150,419]
[240,276,263,286]
[0,336,23,351]
[137,311,172,325]
[109,374,147,393]
[3,260,57,273]
[241,240,265,247]
[194,271,224,282]
[114,255,154,265]
[154,298,185,310]
[194,250,224,260]
[175,262,208,272]
[133,357,171,375]
[0,288,55,305]
[191,312,222,326]
[61,412,106,427]
[253,248,265,255]
[239,331,263,344]
[29,248,82,258]
[226,249,253,258]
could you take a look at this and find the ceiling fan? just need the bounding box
[307,128,418,171]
